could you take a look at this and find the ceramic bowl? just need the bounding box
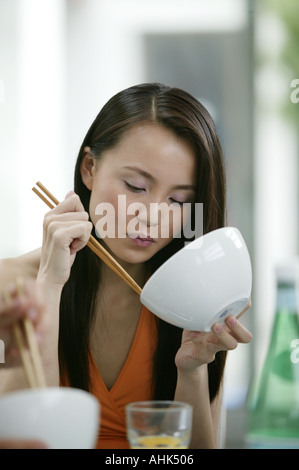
[141,227,252,331]
[0,387,100,449]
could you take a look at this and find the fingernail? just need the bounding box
[191,331,202,337]
[228,316,237,327]
[213,323,223,334]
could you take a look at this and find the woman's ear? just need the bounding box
[80,146,96,190]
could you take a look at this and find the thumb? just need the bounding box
[65,190,76,199]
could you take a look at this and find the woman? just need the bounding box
[0,83,251,448]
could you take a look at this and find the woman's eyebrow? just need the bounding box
[123,165,196,191]
[123,165,155,181]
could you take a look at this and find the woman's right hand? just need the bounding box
[38,192,92,288]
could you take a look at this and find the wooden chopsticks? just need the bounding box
[32,182,142,296]
[2,278,47,389]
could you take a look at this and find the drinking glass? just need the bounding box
[126,401,192,449]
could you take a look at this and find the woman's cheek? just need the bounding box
[160,206,183,240]
[90,190,120,239]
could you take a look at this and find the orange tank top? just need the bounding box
[89,305,158,449]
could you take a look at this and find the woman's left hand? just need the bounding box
[0,279,44,368]
[175,303,252,373]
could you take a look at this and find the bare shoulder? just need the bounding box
[0,248,41,284]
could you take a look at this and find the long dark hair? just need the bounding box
[59,83,227,402]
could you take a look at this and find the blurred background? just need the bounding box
[0,0,298,448]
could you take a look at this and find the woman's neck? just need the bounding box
[95,256,147,323]
[100,257,147,292]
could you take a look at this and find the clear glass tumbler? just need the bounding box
[126,400,192,449]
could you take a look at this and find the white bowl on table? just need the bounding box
[141,227,252,332]
[0,387,100,449]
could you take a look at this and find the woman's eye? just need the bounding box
[169,198,185,206]
[124,181,145,193]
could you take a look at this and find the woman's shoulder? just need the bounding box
[0,248,41,284]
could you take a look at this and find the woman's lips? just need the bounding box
[128,234,155,247]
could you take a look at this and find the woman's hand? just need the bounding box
[38,192,92,288]
[175,302,252,373]
[0,279,44,368]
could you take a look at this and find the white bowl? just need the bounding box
[0,387,100,449]
[141,227,252,331]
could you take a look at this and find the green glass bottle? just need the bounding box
[246,261,299,448]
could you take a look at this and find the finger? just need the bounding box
[49,221,93,253]
[188,331,222,359]
[43,211,90,233]
[225,316,252,344]
[45,218,92,240]
[42,212,90,248]
[236,297,252,320]
[44,208,89,224]
[183,330,208,344]
[65,190,76,199]
[46,192,86,216]
[0,286,23,328]
[0,295,21,323]
[211,323,239,350]
[8,279,42,322]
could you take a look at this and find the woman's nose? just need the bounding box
[146,203,159,228]
[135,201,159,228]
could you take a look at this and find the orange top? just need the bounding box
[89,305,158,449]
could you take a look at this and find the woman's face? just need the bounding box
[81,123,196,264]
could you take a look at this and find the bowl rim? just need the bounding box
[0,386,99,407]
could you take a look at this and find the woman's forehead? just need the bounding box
[99,123,196,181]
